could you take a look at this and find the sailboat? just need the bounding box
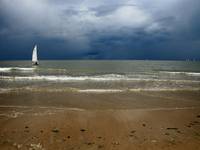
[32,45,39,65]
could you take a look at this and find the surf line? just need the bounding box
[0,105,199,111]
[0,105,85,111]
[125,107,200,111]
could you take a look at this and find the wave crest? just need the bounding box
[160,71,200,76]
[0,67,35,72]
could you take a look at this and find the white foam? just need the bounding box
[161,71,200,76]
[0,87,199,94]
[129,88,200,92]
[0,75,127,81]
[0,67,35,72]
[1,75,200,83]
[187,72,200,76]
[0,68,12,72]
[78,89,124,93]
[16,67,35,71]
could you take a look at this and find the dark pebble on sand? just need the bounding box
[142,124,146,127]
[165,133,170,136]
[177,130,181,133]
[80,129,86,132]
[197,115,200,118]
[166,128,178,130]
[98,145,104,148]
[86,142,94,145]
[190,123,195,126]
[52,128,59,133]
[24,130,29,133]
[67,136,71,139]
[25,126,29,129]
[186,125,191,128]
[32,136,38,139]
[131,130,136,133]
[97,136,102,139]
[129,134,134,137]
[40,130,43,133]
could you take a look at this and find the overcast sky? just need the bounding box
[0,0,200,60]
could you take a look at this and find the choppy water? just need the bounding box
[0,60,200,92]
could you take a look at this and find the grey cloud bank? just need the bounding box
[0,0,200,60]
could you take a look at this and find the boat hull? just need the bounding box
[32,61,39,65]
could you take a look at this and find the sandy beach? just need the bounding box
[0,91,200,150]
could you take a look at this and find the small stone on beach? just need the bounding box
[193,121,199,124]
[165,133,170,136]
[52,128,59,133]
[177,130,181,134]
[131,130,136,133]
[24,130,29,133]
[142,123,146,127]
[190,122,195,126]
[29,143,43,150]
[166,128,178,130]
[17,144,22,149]
[129,134,134,137]
[80,129,86,132]
[151,140,157,143]
[98,145,104,148]
[87,142,94,145]
[112,141,120,145]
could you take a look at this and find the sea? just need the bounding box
[0,60,200,93]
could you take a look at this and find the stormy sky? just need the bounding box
[0,0,200,60]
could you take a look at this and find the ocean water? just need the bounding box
[0,60,200,93]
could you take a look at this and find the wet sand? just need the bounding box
[0,91,200,150]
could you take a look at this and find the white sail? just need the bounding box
[32,45,38,63]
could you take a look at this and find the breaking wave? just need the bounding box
[0,74,126,81]
[160,71,200,76]
[0,67,35,72]
[0,87,200,94]
[1,74,200,82]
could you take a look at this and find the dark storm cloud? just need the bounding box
[0,0,200,60]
